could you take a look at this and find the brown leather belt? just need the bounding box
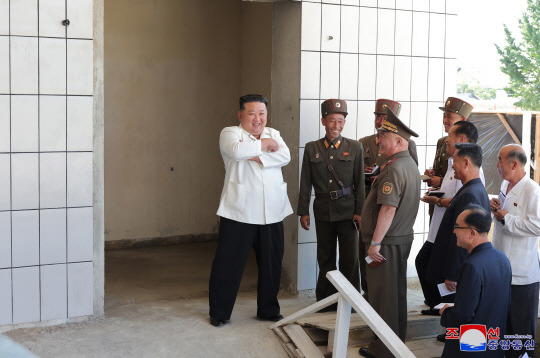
[315,187,354,200]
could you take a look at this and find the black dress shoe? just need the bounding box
[257,313,283,322]
[421,308,440,316]
[437,334,446,342]
[359,347,376,358]
[210,316,227,327]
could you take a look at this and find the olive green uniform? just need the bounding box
[298,136,365,301]
[427,136,451,218]
[361,150,420,358]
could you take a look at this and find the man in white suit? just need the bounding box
[491,144,540,358]
[209,94,293,327]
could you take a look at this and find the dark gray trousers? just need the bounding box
[505,282,539,358]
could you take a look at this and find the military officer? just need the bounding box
[358,99,418,298]
[359,108,420,358]
[298,99,365,304]
[425,97,473,219]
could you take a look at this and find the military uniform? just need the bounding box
[298,99,365,302]
[360,109,420,358]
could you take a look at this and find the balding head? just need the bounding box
[502,144,527,167]
[497,144,526,183]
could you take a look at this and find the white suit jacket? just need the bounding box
[492,176,540,285]
[216,125,293,225]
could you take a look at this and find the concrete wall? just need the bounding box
[104,0,243,242]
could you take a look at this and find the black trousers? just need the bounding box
[315,220,360,302]
[415,241,455,307]
[506,282,539,358]
[209,217,284,321]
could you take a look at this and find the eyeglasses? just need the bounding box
[453,225,477,231]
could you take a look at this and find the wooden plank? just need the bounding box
[302,327,328,344]
[283,324,325,358]
[326,270,415,358]
[332,295,352,357]
[497,113,521,145]
[295,311,366,331]
[274,326,291,343]
[270,293,339,329]
[279,341,296,358]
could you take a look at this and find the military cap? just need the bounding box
[321,99,348,118]
[374,99,401,116]
[377,107,419,141]
[439,97,473,119]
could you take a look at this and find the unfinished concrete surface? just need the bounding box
[5,242,446,357]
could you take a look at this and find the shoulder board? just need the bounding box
[381,157,397,170]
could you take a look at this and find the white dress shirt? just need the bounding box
[426,157,485,243]
[216,125,293,225]
[492,176,540,285]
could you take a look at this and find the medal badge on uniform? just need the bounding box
[514,203,518,207]
[382,182,393,195]
[343,152,349,156]
[315,153,319,159]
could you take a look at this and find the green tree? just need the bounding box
[495,0,540,110]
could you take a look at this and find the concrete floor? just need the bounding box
[5,242,444,357]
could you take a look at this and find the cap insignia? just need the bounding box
[336,102,341,108]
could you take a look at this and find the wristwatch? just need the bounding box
[371,240,381,246]
[436,198,443,207]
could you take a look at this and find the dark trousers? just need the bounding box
[367,242,412,358]
[359,232,368,295]
[315,220,360,302]
[415,241,442,307]
[208,217,284,321]
[505,282,539,358]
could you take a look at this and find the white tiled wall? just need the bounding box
[0,0,93,325]
[298,1,457,289]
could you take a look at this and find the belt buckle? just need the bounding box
[330,191,338,200]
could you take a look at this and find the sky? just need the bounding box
[454,0,528,89]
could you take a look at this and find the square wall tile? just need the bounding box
[375,55,394,99]
[411,12,429,57]
[359,7,377,54]
[40,95,67,152]
[12,153,39,210]
[67,207,93,262]
[431,0,446,13]
[425,145,437,171]
[0,37,8,93]
[399,101,411,126]
[297,242,317,291]
[416,144,427,172]
[341,6,359,53]
[41,209,67,265]
[0,269,11,324]
[414,197,426,233]
[67,0,93,39]
[377,9,395,55]
[10,0,38,36]
[301,2,321,51]
[428,58,445,102]
[39,0,66,38]
[300,51,320,99]
[300,100,320,147]
[67,40,93,95]
[342,0,360,5]
[0,96,9,151]
[0,0,8,35]
[68,262,93,317]
[298,197,316,244]
[429,13,446,58]
[357,101,375,139]
[11,95,39,152]
[320,53,340,99]
[444,59,457,99]
[11,37,39,94]
[40,38,67,95]
[67,152,93,207]
[41,264,67,320]
[342,101,357,139]
[357,54,376,100]
[446,0,458,14]
[0,154,8,211]
[426,104,444,145]
[410,102,427,145]
[410,57,428,102]
[321,4,340,52]
[13,266,40,324]
[340,54,358,100]
[395,0,412,10]
[379,0,395,8]
[445,15,457,58]
[407,233,425,277]
[360,0,377,6]
[0,212,10,268]
[412,0,429,11]
[67,96,93,151]
[393,56,411,102]
[40,153,67,208]
[395,10,412,56]
[12,210,39,267]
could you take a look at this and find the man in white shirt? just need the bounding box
[209,94,293,327]
[416,121,484,314]
[491,144,540,358]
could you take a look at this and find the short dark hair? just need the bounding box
[453,121,478,144]
[239,94,268,110]
[454,143,482,168]
[463,204,492,233]
[506,148,527,166]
